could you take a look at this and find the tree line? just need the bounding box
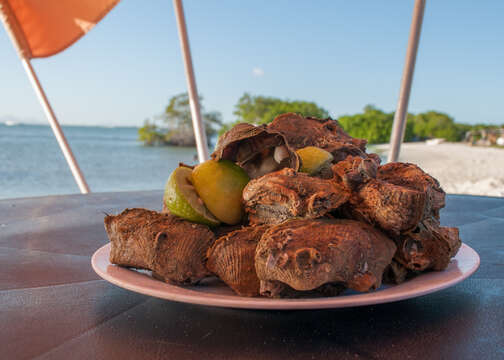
[139,92,501,146]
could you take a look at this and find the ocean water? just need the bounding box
[0,124,385,200]
[0,124,198,200]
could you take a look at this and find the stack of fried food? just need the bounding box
[104,113,461,298]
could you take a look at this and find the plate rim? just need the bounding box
[91,242,480,310]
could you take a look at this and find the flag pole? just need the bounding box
[173,0,209,163]
[0,1,90,194]
[20,58,91,193]
[387,0,426,163]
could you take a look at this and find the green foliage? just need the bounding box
[468,123,501,131]
[336,106,498,144]
[138,119,164,146]
[233,93,329,125]
[454,122,473,135]
[139,93,222,146]
[337,105,394,144]
[163,93,222,138]
[410,111,461,141]
[336,105,417,144]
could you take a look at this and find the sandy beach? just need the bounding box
[375,142,504,197]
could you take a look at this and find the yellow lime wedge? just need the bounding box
[192,160,250,225]
[296,146,334,174]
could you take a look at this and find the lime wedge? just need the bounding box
[192,159,250,225]
[164,166,220,227]
[296,146,334,174]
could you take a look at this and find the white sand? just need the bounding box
[374,142,504,197]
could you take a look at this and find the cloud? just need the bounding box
[252,67,264,77]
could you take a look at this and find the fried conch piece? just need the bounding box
[377,162,446,220]
[104,208,215,284]
[333,157,460,272]
[206,225,269,296]
[344,180,427,236]
[255,219,396,293]
[243,168,349,225]
[259,280,346,298]
[207,225,346,298]
[333,156,426,236]
[375,163,459,271]
[395,218,461,272]
[267,113,368,162]
[212,123,299,179]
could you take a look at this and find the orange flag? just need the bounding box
[0,0,120,58]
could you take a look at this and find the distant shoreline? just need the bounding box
[0,122,139,129]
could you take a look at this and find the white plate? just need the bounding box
[92,243,479,310]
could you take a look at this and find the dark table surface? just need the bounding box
[1,191,503,360]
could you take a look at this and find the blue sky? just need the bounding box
[1,0,503,127]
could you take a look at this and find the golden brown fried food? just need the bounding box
[333,157,460,272]
[255,219,396,294]
[105,208,215,284]
[243,168,349,225]
[206,225,269,296]
[395,218,461,272]
[103,113,463,298]
[377,162,446,220]
[333,156,427,236]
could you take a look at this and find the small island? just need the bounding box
[138,93,223,147]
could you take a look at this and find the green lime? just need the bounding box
[192,159,250,225]
[163,166,220,227]
[297,146,334,174]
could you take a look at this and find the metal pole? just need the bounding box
[21,58,91,193]
[387,0,426,163]
[0,1,90,193]
[173,0,210,163]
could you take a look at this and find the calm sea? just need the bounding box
[0,124,198,200]
[1,124,384,200]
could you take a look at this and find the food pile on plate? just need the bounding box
[104,113,461,298]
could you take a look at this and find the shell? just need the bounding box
[335,159,446,236]
[395,218,461,272]
[212,123,299,179]
[255,218,396,292]
[377,162,446,220]
[342,180,426,236]
[243,168,349,225]
[267,113,368,162]
[104,208,215,284]
[206,225,269,296]
[259,279,345,298]
[212,114,371,179]
[382,259,409,285]
[331,155,379,190]
[150,217,215,284]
